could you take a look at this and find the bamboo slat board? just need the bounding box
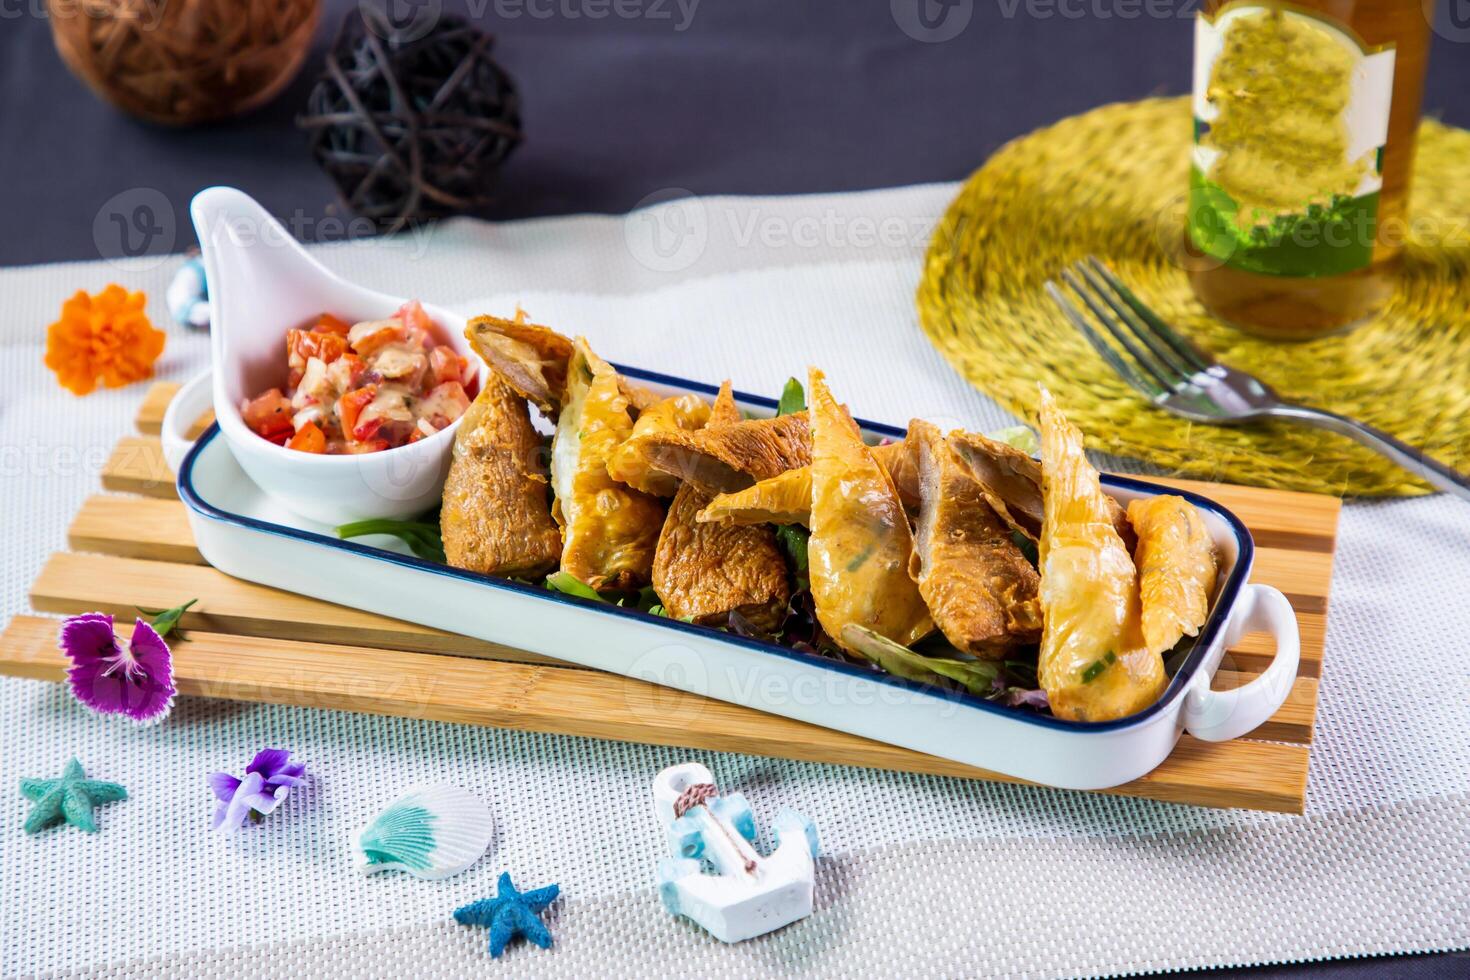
[0,383,1343,813]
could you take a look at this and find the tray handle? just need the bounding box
[161,369,215,475]
[1181,583,1301,742]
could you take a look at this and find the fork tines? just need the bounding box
[1045,257,1213,400]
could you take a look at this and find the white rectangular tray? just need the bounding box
[176,367,1296,790]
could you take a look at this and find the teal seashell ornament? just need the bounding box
[355,785,494,880]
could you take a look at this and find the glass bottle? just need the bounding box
[1185,0,1433,339]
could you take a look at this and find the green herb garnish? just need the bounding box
[840,625,1000,696]
[776,524,809,573]
[630,586,663,613]
[1081,650,1117,683]
[544,571,604,602]
[777,377,806,416]
[844,542,876,574]
[986,424,1040,456]
[336,518,446,563]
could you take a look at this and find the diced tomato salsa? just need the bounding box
[241,301,476,454]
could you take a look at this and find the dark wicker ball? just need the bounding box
[298,9,522,232]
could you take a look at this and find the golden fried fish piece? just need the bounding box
[651,381,791,629]
[440,376,563,578]
[652,484,791,631]
[466,311,661,421]
[635,411,812,494]
[1036,388,1164,722]
[1128,495,1218,656]
[606,394,712,497]
[707,380,742,427]
[949,429,1134,549]
[465,312,574,420]
[880,435,922,510]
[549,339,666,590]
[620,382,663,414]
[695,441,915,526]
[907,420,1041,656]
[697,467,811,525]
[809,368,932,651]
[948,430,1045,541]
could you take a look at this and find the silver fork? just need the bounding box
[1045,256,1470,502]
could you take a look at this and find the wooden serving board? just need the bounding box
[0,382,1342,813]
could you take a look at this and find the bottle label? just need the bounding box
[1189,2,1396,277]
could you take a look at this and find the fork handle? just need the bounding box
[1267,403,1470,502]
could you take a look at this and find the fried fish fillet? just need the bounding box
[695,421,1129,543]
[950,429,1134,549]
[653,484,792,630]
[1128,495,1218,655]
[695,440,915,525]
[464,312,573,420]
[549,339,666,590]
[651,382,790,629]
[620,382,664,414]
[634,411,813,494]
[707,379,742,427]
[1036,387,1164,722]
[908,420,1041,656]
[606,394,711,497]
[440,375,562,578]
[465,311,661,420]
[696,466,811,525]
[948,430,1045,541]
[809,368,932,651]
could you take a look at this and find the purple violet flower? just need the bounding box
[209,749,306,832]
[58,613,176,724]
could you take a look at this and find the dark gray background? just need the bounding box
[0,2,1466,974]
[1,0,1467,267]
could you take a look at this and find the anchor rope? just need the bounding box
[672,782,718,818]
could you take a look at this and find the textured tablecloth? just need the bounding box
[1,185,1466,978]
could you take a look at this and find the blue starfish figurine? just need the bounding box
[20,758,127,834]
[454,872,559,957]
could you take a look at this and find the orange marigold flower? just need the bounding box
[45,285,166,396]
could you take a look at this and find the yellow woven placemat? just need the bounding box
[918,96,1470,496]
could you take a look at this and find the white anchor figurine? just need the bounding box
[652,762,819,943]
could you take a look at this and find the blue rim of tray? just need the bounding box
[178,364,1255,735]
